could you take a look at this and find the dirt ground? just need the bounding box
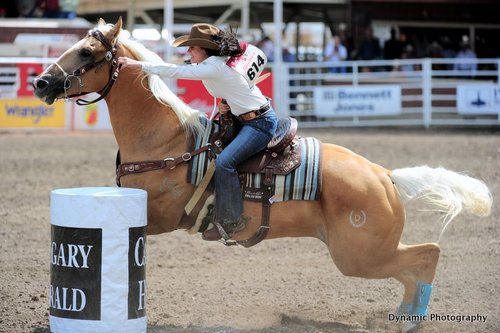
[0,128,498,333]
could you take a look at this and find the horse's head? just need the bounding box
[34,17,123,105]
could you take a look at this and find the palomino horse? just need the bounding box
[33,18,492,331]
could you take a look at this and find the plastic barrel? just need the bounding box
[49,187,147,333]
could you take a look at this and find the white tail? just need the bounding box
[391,166,492,241]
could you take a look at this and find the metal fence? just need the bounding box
[1,57,499,129]
[278,58,500,128]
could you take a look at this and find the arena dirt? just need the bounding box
[0,129,498,333]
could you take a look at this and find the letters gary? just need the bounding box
[50,226,102,320]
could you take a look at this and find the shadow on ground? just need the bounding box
[31,315,372,333]
[149,315,369,333]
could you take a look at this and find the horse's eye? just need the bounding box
[80,48,92,58]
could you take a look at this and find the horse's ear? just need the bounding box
[111,16,123,40]
[98,18,106,26]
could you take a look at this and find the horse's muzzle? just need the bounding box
[33,73,63,105]
[33,76,49,90]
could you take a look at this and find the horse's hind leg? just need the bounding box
[382,242,441,330]
[328,237,440,319]
[392,243,440,305]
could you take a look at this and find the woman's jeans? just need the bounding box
[215,109,278,223]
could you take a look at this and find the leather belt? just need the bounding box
[116,145,211,186]
[238,103,271,121]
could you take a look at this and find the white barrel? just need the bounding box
[50,187,148,333]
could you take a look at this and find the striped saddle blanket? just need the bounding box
[188,117,322,203]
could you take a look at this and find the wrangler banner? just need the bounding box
[0,98,65,128]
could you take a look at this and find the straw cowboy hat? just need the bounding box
[172,23,220,50]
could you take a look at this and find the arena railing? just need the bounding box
[275,58,500,128]
[1,57,499,129]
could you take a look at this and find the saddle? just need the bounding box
[203,115,301,247]
[212,115,300,174]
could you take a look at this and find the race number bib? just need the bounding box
[226,43,267,87]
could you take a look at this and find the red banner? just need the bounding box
[17,63,44,97]
[177,70,273,116]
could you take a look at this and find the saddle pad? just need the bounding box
[188,116,217,186]
[242,137,322,203]
[187,117,322,203]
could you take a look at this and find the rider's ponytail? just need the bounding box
[203,26,242,58]
[216,26,242,56]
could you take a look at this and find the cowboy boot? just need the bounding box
[202,217,247,241]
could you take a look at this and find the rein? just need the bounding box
[55,29,120,106]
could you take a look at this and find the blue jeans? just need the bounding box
[215,109,278,222]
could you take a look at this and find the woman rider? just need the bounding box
[118,23,278,241]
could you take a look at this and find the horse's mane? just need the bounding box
[99,23,205,136]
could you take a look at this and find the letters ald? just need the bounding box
[50,226,102,320]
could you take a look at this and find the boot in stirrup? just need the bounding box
[202,217,247,241]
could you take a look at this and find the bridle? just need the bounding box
[54,29,120,106]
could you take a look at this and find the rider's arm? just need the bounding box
[140,61,220,80]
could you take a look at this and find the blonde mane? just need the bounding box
[99,23,205,136]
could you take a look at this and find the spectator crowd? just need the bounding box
[0,0,78,19]
[324,26,479,73]
[254,25,481,75]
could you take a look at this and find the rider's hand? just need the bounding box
[218,101,231,115]
[117,57,142,72]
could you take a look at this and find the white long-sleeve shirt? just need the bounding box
[141,56,268,116]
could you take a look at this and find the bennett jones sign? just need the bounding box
[313,85,401,117]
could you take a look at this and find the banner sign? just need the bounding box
[313,85,401,117]
[0,98,65,128]
[457,85,500,115]
[50,225,102,320]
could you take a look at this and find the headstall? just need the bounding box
[54,29,120,105]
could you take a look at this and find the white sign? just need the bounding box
[457,85,500,115]
[313,85,401,117]
[14,33,79,45]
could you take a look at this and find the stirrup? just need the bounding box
[213,221,231,240]
[202,217,247,243]
[215,218,246,240]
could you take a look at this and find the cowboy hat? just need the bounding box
[172,23,220,50]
